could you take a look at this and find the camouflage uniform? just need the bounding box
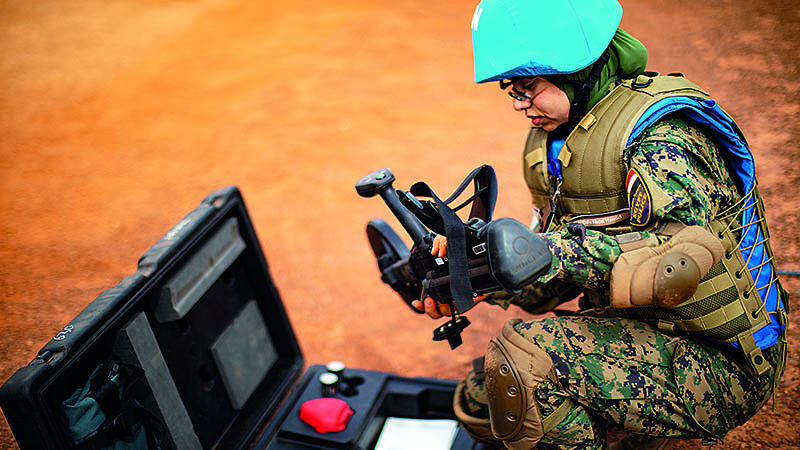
[458,115,782,448]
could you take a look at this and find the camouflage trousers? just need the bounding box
[456,316,781,449]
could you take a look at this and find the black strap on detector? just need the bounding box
[410,183,472,314]
[442,165,497,223]
[409,165,498,314]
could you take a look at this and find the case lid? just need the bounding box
[1,186,305,450]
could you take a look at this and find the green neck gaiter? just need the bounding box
[555,28,648,113]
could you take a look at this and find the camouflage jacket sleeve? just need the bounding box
[487,114,740,311]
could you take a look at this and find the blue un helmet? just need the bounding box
[471,0,622,84]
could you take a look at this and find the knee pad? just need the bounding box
[484,319,558,450]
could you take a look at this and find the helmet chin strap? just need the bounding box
[569,48,611,124]
[552,47,611,130]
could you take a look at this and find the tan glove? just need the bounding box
[611,226,725,308]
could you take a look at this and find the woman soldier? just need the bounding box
[412,0,789,448]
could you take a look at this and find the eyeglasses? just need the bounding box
[501,78,536,103]
[507,88,532,103]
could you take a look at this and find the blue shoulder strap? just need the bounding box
[628,97,785,350]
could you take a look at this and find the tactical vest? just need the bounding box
[523,73,788,377]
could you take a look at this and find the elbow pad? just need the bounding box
[610,226,724,308]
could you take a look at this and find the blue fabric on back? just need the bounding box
[627,97,784,350]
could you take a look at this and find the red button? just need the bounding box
[299,398,354,433]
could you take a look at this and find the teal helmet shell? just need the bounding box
[471,0,622,83]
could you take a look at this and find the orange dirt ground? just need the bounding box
[1,1,799,448]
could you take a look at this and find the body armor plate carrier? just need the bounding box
[523,73,789,377]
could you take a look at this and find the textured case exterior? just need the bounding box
[0,187,304,450]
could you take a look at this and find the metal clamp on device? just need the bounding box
[356,167,552,349]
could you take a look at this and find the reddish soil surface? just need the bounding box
[1,0,799,448]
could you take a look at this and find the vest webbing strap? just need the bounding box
[672,291,744,333]
[557,144,572,167]
[738,332,771,376]
[558,193,628,216]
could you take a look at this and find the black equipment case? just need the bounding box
[0,187,488,450]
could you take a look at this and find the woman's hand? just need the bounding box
[410,234,452,318]
[411,297,453,319]
[430,233,447,258]
[411,234,489,318]
[411,294,489,319]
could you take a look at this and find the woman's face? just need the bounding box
[507,77,571,131]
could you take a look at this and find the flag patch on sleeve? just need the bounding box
[626,168,651,227]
